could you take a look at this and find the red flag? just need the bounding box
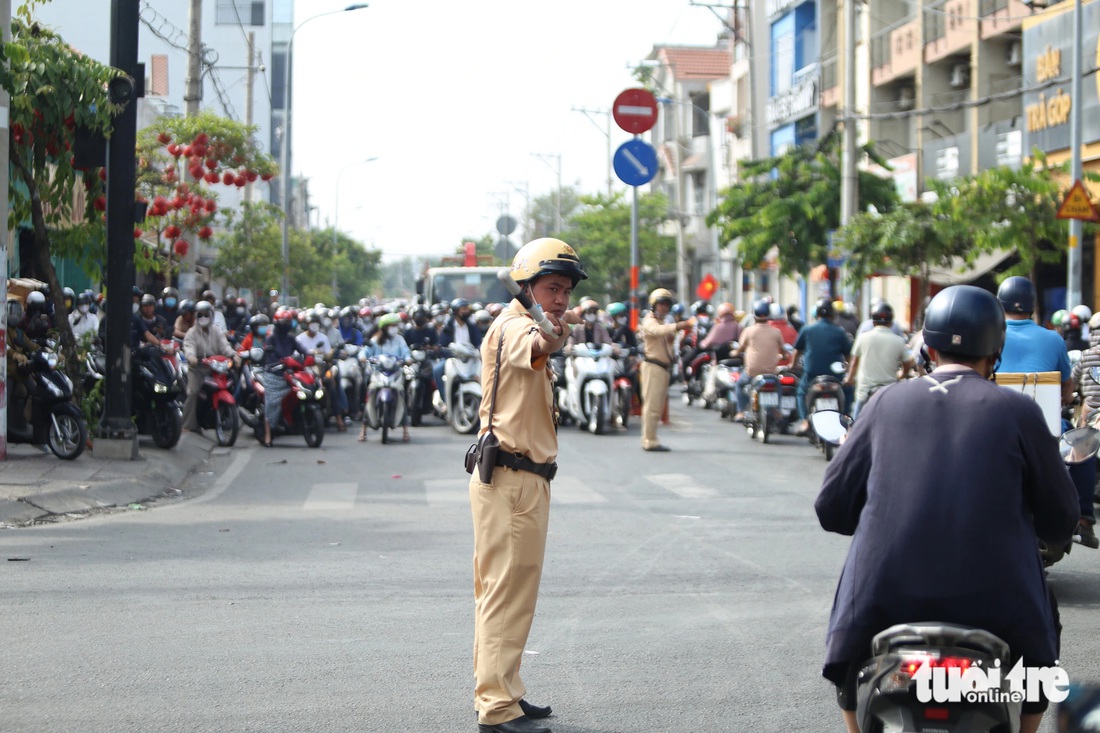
[696,273,718,300]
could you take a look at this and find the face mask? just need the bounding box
[257,326,268,337]
[615,316,626,326]
[584,313,597,324]
[387,326,399,337]
[78,304,90,314]
[133,303,140,314]
[308,322,320,334]
[434,315,444,325]
[697,316,710,325]
[291,320,298,329]
[165,298,177,308]
[322,318,332,329]
[197,316,211,327]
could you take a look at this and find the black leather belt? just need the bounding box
[643,358,671,370]
[496,452,558,481]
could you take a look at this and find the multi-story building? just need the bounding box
[643,43,731,305]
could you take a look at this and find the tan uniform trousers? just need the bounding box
[470,465,551,725]
[640,360,670,449]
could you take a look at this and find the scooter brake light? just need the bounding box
[780,374,796,386]
[757,382,777,392]
[924,708,950,721]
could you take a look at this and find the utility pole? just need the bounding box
[839,0,859,303]
[244,32,255,202]
[572,106,612,199]
[532,153,562,234]
[1066,0,1084,308]
[0,0,10,459]
[184,0,202,116]
[101,0,142,458]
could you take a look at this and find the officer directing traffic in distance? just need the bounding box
[468,238,587,733]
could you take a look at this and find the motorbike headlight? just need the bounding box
[154,382,168,394]
[46,354,59,370]
[297,390,307,400]
[315,388,325,399]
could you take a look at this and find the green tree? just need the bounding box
[564,191,676,303]
[707,130,899,281]
[1,4,127,382]
[211,201,283,299]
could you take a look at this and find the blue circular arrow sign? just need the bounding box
[613,139,658,187]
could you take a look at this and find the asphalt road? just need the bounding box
[3,393,1100,733]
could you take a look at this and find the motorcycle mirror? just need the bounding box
[249,347,264,363]
[810,410,849,445]
[830,361,846,374]
[1090,366,1100,385]
[1059,426,1100,465]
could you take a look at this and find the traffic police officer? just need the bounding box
[470,238,586,733]
[639,288,693,451]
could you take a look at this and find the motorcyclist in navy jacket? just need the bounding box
[815,285,1078,733]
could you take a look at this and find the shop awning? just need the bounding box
[925,250,1013,285]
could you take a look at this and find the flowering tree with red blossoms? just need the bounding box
[134,110,278,279]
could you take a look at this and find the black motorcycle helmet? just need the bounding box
[161,287,179,307]
[870,301,894,325]
[249,313,270,334]
[815,298,835,320]
[923,285,1005,358]
[450,298,469,311]
[996,276,1035,315]
[178,298,196,315]
[411,305,429,325]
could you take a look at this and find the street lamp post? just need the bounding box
[279,3,368,301]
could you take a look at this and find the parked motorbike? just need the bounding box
[432,342,482,434]
[683,350,712,406]
[188,355,239,446]
[743,370,798,443]
[258,356,326,448]
[8,347,86,459]
[559,343,615,435]
[362,354,409,444]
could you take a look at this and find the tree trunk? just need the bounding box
[11,144,84,400]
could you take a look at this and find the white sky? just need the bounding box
[31,0,724,263]
[290,0,722,262]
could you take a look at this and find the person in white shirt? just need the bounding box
[69,292,99,344]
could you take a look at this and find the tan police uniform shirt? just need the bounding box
[477,301,558,465]
[640,312,678,366]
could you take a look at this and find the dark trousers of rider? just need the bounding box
[181,365,209,431]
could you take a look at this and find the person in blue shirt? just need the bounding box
[360,313,412,442]
[995,276,1097,549]
[337,306,365,348]
[791,298,853,434]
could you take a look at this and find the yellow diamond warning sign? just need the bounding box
[1057,180,1099,222]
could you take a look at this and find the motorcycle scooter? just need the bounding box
[8,347,86,459]
[235,346,266,431]
[743,370,798,443]
[812,410,1099,732]
[559,343,616,435]
[805,361,847,461]
[257,355,326,448]
[432,342,482,434]
[193,354,239,446]
[362,353,409,444]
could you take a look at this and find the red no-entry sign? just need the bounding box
[613,88,658,134]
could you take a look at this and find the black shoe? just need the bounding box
[477,715,550,733]
[519,699,552,720]
[1076,520,1100,549]
[643,444,671,452]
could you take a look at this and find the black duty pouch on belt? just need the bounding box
[464,325,506,483]
[465,431,500,483]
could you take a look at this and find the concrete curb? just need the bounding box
[0,433,218,528]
